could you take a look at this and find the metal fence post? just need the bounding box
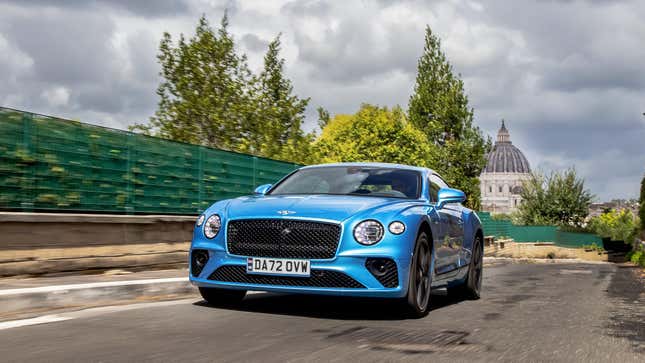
[126,132,133,215]
[198,146,204,213]
[253,156,257,188]
[21,112,34,212]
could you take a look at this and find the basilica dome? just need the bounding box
[483,121,531,174]
[480,120,531,214]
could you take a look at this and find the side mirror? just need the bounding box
[436,187,466,209]
[254,184,272,195]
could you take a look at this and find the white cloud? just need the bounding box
[0,0,644,200]
[41,86,70,107]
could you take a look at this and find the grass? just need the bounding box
[581,242,603,252]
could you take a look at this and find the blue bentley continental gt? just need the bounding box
[189,163,484,317]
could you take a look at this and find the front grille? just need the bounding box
[209,265,365,288]
[227,219,341,259]
[366,258,399,288]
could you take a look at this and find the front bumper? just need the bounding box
[189,250,411,298]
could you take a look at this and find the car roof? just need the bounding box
[299,162,435,175]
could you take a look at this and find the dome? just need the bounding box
[484,120,531,174]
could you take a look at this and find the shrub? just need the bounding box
[627,251,645,267]
[491,213,513,221]
[588,209,640,244]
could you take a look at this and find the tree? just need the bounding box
[249,34,313,163]
[316,106,331,130]
[131,14,312,163]
[408,26,490,210]
[131,14,254,150]
[313,104,436,167]
[516,168,594,227]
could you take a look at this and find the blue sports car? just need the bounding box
[189,162,483,317]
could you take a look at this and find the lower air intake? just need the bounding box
[208,265,365,289]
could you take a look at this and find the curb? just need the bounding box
[483,256,611,264]
[0,277,196,321]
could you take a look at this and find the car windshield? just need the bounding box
[268,166,421,199]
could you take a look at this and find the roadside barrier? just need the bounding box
[0,107,300,214]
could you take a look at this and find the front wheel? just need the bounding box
[199,287,246,306]
[403,231,433,318]
[448,235,483,300]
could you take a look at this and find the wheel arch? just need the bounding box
[417,220,434,253]
[475,228,484,247]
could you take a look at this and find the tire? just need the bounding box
[403,231,433,318]
[199,287,246,306]
[448,234,483,300]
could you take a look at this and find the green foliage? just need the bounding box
[408,26,491,210]
[626,250,645,267]
[491,213,513,221]
[588,209,640,244]
[313,104,436,167]
[246,34,313,164]
[516,168,594,227]
[131,14,312,164]
[316,106,331,131]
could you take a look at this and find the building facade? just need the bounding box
[480,121,531,214]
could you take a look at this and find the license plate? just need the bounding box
[246,257,310,277]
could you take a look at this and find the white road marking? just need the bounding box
[0,277,188,296]
[0,315,73,330]
[0,299,194,331]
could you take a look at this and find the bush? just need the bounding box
[491,213,513,221]
[588,209,640,244]
[627,250,645,267]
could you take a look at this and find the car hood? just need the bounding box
[223,194,409,222]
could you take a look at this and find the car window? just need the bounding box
[430,174,449,189]
[269,166,421,199]
[428,180,441,203]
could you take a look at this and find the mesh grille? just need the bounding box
[190,249,208,278]
[209,265,364,288]
[366,258,399,288]
[227,219,341,259]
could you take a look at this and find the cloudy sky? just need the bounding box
[1,0,644,201]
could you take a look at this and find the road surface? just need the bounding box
[0,261,643,362]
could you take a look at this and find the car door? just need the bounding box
[430,174,463,275]
[427,177,454,275]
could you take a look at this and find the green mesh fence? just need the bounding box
[477,212,512,237]
[478,212,602,247]
[0,107,300,214]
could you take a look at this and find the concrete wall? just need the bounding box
[0,213,196,250]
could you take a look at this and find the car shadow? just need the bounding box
[193,289,464,321]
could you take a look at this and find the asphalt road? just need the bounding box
[1,261,643,362]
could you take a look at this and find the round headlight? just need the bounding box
[354,220,384,245]
[204,214,221,239]
[388,221,406,235]
[196,214,205,227]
